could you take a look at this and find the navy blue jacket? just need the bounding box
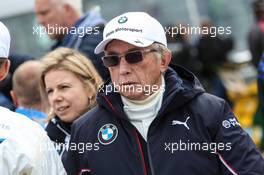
[63,65,264,175]
[51,10,109,81]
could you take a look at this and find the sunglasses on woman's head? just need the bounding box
[102,49,158,67]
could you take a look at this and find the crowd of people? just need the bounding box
[1,0,264,174]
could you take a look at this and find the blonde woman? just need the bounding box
[40,47,103,155]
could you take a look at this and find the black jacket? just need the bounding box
[46,116,71,156]
[63,65,264,175]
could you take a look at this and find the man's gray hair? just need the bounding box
[57,0,83,14]
[148,43,170,61]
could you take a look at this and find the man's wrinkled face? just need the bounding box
[35,0,66,40]
[105,40,164,101]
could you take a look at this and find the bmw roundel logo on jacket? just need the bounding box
[97,123,118,145]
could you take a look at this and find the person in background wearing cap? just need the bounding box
[0,21,66,175]
[63,12,264,175]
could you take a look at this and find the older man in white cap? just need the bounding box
[0,21,66,175]
[63,12,264,175]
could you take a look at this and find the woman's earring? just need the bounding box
[88,96,93,104]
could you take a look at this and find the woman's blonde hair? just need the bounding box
[39,47,103,121]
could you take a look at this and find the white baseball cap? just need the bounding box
[0,21,10,58]
[94,12,167,54]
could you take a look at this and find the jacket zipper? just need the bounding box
[134,129,148,175]
[104,96,150,175]
[146,142,156,175]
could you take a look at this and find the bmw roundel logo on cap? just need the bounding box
[118,16,128,24]
[98,123,118,145]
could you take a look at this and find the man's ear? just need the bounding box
[10,90,18,107]
[160,51,172,74]
[0,59,10,81]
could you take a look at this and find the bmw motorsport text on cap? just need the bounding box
[94,12,167,54]
[0,21,10,58]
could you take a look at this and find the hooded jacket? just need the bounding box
[63,65,264,175]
